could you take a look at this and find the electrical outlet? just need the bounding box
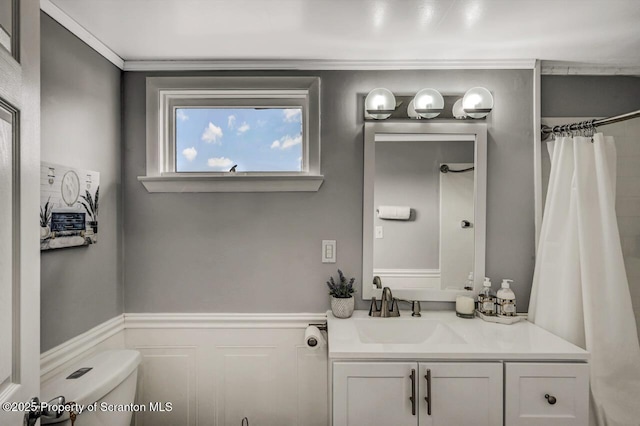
[322,240,336,263]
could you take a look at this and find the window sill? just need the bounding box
[138,174,324,193]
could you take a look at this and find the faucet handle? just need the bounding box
[369,297,381,317]
[411,300,421,317]
[389,299,400,317]
[395,298,422,317]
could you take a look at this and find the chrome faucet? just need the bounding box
[369,286,400,317]
[369,287,422,317]
[380,287,398,317]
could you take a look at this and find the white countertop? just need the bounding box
[327,310,589,361]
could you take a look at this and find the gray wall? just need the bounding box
[40,13,123,352]
[0,0,11,37]
[123,69,535,312]
[542,76,640,117]
[540,76,640,209]
[374,140,474,269]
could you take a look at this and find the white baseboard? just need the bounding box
[40,315,125,377]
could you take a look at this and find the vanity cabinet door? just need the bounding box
[505,362,589,426]
[417,362,503,426]
[333,362,418,426]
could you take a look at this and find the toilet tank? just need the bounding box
[41,349,142,425]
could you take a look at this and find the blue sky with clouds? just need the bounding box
[175,108,303,172]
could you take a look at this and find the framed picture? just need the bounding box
[40,162,100,251]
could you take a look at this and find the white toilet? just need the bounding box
[41,349,142,425]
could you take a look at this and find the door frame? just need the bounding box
[0,0,41,424]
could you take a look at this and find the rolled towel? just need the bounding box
[377,205,411,220]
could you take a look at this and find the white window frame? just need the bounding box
[139,76,323,192]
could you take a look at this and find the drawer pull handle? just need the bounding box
[424,369,432,415]
[409,369,416,416]
[545,394,557,405]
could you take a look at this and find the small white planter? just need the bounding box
[40,226,50,239]
[331,296,355,319]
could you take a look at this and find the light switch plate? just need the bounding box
[375,226,383,239]
[322,240,336,263]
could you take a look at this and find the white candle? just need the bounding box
[456,296,475,316]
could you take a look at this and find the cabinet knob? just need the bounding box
[545,394,557,405]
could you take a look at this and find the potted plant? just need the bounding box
[40,197,52,239]
[327,269,356,318]
[80,187,99,234]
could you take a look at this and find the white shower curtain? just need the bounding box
[529,133,640,426]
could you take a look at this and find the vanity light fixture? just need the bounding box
[462,87,494,119]
[452,99,467,119]
[413,88,444,119]
[365,88,396,120]
[407,99,421,119]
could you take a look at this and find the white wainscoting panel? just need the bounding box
[40,315,125,383]
[124,313,328,426]
[215,345,278,425]
[296,346,328,426]
[133,346,197,426]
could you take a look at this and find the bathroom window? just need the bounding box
[175,107,304,173]
[140,76,322,193]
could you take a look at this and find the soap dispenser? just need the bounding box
[478,277,496,316]
[497,279,516,317]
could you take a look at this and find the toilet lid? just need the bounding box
[40,350,141,424]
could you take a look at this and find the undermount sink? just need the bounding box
[353,318,467,345]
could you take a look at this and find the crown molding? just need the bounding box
[40,0,125,69]
[541,61,640,76]
[123,59,537,71]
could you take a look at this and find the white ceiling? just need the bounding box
[49,0,640,66]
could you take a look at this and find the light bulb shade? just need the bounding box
[365,88,396,119]
[462,87,493,118]
[413,88,444,119]
[407,99,421,119]
[452,99,467,119]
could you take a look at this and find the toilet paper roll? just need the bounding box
[304,325,326,349]
[377,206,411,220]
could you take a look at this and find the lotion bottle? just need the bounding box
[477,277,496,316]
[497,279,516,317]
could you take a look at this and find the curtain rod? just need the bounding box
[541,109,640,138]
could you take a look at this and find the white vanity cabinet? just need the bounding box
[327,311,590,426]
[418,362,503,426]
[505,363,589,426]
[332,362,503,426]
[333,362,417,426]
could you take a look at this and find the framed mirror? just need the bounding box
[362,122,487,302]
